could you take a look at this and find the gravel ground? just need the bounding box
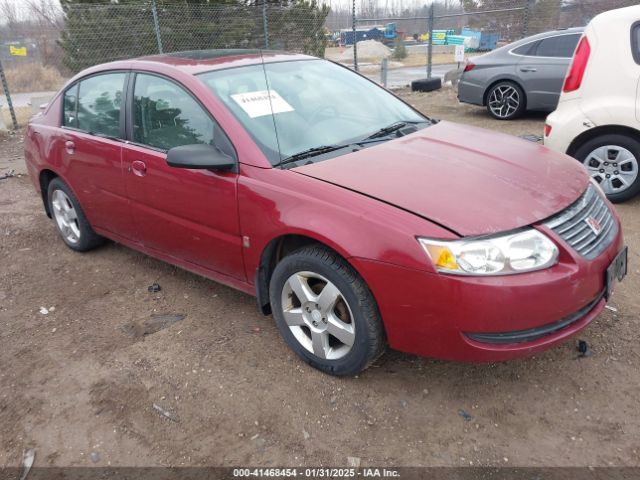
[1,87,639,469]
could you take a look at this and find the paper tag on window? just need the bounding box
[231,90,294,118]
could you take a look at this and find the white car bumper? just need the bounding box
[544,100,596,155]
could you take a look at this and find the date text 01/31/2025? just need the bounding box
[232,467,401,477]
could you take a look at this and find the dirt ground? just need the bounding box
[1,87,639,469]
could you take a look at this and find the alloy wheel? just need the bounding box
[280,271,355,360]
[583,145,639,195]
[488,85,520,119]
[51,189,81,244]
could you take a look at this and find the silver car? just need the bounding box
[458,28,584,120]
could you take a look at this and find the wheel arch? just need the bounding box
[254,233,360,316]
[566,125,640,157]
[39,169,59,218]
[482,78,527,109]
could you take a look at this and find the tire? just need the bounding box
[47,177,105,252]
[269,245,385,376]
[411,77,442,92]
[485,81,526,120]
[574,134,640,203]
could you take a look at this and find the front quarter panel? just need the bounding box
[238,164,457,283]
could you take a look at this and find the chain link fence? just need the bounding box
[0,0,328,130]
[343,0,639,88]
[0,0,638,129]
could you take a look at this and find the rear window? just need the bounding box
[75,73,126,137]
[512,41,538,56]
[535,34,580,58]
[632,22,640,65]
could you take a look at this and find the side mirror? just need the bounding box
[166,144,237,172]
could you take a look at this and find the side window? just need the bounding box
[63,84,78,128]
[632,23,640,65]
[76,73,126,137]
[535,34,580,58]
[512,41,538,56]
[133,73,217,151]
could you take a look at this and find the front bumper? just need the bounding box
[350,215,624,362]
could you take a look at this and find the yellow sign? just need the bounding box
[9,45,27,57]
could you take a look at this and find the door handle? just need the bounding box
[64,140,75,154]
[129,160,147,177]
[520,67,537,72]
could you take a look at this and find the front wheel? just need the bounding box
[269,245,386,376]
[486,81,525,120]
[574,134,640,203]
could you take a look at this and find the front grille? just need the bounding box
[544,185,617,260]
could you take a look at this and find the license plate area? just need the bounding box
[605,246,627,300]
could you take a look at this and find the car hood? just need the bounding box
[292,121,588,237]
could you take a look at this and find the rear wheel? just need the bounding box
[575,134,640,203]
[486,81,525,120]
[269,245,385,376]
[47,177,105,251]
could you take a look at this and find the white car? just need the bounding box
[544,5,640,203]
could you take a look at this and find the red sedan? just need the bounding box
[24,50,627,375]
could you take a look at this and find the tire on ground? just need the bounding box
[574,133,640,203]
[485,81,526,120]
[269,245,386,376]
[47,177,105,252]
[411,77,442,92]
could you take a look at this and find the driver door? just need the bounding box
[122,72,244,280]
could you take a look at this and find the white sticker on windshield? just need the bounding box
[231,90,294,118]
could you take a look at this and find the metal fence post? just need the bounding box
[262,2,270,48]
[352,0,358,71]
[522,0,531,37]
[427,3,434,78]
[0,59,18,131]
[152,0,164,54]
[380,58,388,88]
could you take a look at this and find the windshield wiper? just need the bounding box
[277,138,389,168]
[364,120,428,140]
[280,144,349,164]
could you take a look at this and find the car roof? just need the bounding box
[512,27,585,47]
[472,27,584,60]
[97,49,315,76]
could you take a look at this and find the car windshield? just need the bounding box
[198,59,428,166]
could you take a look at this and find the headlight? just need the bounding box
[418,229,559,276]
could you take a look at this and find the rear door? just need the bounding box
[59,72,135,238]
[122,72,244,280]
[517,33,581,110]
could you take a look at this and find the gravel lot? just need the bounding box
[1,86,639,469]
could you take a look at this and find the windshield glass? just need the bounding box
[198,59,427,166]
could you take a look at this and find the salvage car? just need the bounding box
[24,50,626,375]
[458,28,583,120]
[544,5,640,203]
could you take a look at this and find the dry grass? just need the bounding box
[4,63,65,94]
[1,106,33,129]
